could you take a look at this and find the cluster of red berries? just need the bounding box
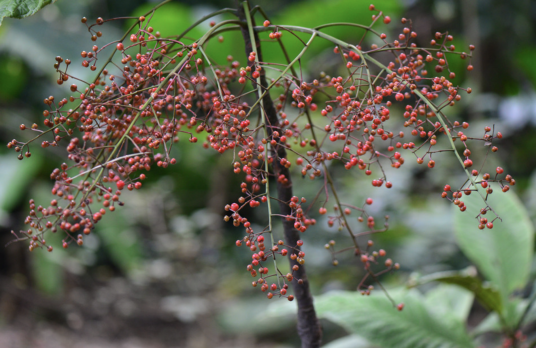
[7,4,510,304]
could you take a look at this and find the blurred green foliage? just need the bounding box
[0,0,535,347]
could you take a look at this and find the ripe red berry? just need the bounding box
[116,180,125,190]
[464,159,473,168]
[397,303,404,311]
[383,16,391,24]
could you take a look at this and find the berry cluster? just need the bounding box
[8,3,511,305]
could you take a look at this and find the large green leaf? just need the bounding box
[453,190,534,298]
[128,3,203,40]
[424,284,474,322]
[314,289,475,348]
[472,299,524,336]
[408,268,501,314]
[0,0,58,26]
[0,153,43,213]
[95,208,142,273]
[323,335,378,348]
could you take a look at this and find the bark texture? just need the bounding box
[236,2,322,347]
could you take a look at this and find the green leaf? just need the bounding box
[32,248,64,294]
[263,0,401,69]
[515,46,536,88]
[424,284,474,322]
[219,298,296,335]
[95,209,142,273]
[408,267,502,314]
[128,3,203,40]
[314,289,475,348]
[0,152,42,213]
[472,299,524,336]
[453,190,534,298]
[323,335,378,348]
[0,0,58,26]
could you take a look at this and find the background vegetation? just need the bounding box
[0,0,535,347]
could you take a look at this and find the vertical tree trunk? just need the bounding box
[236,2,322,347]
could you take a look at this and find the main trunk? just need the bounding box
[236,2,322,347]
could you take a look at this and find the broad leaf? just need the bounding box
[408,267,502,314]
[323,335,378,348]
[424,284,474,322]
[0,0,58,26]
[314,290,475,348]
[453,190,534,298]
[472,299,525,336]
[95,208,142,273]
[0,153,43,213]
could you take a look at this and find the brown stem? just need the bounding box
[236,2,322,347]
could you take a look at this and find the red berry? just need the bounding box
[464,159,473,168]
[397,303,404,311]
[116,180,125,190]
[383,16,391,24]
